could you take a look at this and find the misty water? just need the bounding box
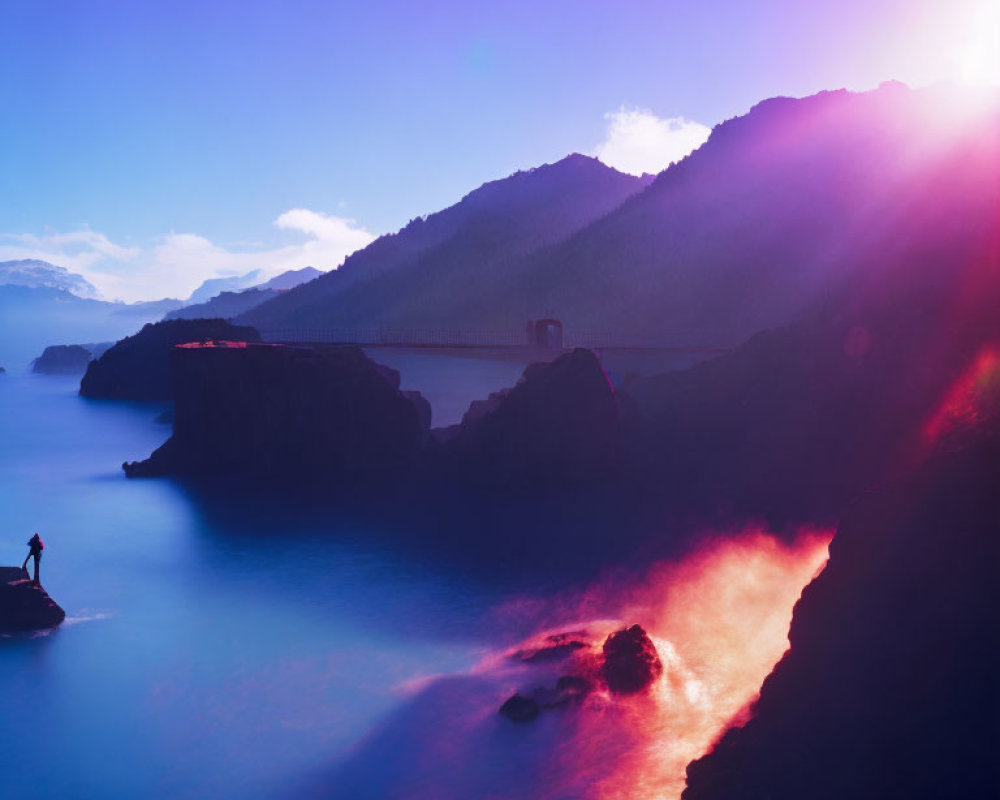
[0,357,532,800]
[0,350,815,800]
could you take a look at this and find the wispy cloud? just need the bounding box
[593,107,711,176]
[0,210,376,302]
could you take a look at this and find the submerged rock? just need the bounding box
[600,624,663,694]
[499,693,540,722]
[0,567,65,632]
[511,631,590,664]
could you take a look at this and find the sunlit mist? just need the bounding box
[333,530,832,800]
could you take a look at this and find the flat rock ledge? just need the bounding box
[0,567,66,632]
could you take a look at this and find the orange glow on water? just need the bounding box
[923,344,1000,444]
[477,529,832,800]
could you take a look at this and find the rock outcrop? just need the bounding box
[32,344,94,375]
[0,567,65,632]
[80,318,260,402]
[682,433,1000,800]
[439,348,619,488]
[123,343,430,479]
[600,624,663,694]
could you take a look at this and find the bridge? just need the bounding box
[257,326,729,356]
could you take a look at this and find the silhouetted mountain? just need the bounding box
[187,271,263,304]
[0,258,101,299]
[238,154,650,332]
[242,84,997,348]
[165,287,280,321]
[257,266,322,291]
[683,427,1000,800]
[186,266,324,305]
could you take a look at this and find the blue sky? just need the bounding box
[1,0,996,299]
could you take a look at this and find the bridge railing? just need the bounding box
[257,327,726,352]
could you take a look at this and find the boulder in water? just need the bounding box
[600,624,663,694]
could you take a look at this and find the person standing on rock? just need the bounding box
[22,533,44,586]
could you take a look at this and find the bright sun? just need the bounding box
[955,1,1000,85]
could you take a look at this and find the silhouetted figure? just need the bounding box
[22,533,44,586]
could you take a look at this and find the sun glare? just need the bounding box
[955,1,1000,86]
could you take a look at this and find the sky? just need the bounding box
[1,0,997,301]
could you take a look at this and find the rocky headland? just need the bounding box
[80,318,261,402]
[0,567,66,632]
[123,342,430,480]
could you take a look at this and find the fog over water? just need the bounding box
[0,359,824,799]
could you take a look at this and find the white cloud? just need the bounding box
[593,107,711,176]
[0,210,376,302]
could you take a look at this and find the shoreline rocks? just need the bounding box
[0,567,65,632]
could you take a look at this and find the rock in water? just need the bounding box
[601,624,663,694]
[0,567,65,632]
[123,343,429,479]
[499,693,540,722]
[32,344,94,375]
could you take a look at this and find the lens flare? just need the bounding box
[923,343,1000,444]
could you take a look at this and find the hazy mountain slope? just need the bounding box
[238,154,649,332]
[248,84,997,346]
[0,259,101,299]
[509,83,999,346]
[165,288,280,321]
[166,268,323,321]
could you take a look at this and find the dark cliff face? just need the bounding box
[682,431,1000,800]
[618,228,1000,530]
[437,348,620,488]
[32,344,94,375]
[124,344,430,480]
[80,318,261,402]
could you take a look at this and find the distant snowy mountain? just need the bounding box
[175,267,325,319]
[186,266,323,304]
[257,266,323,291]
[187,271,263,304]
[0,259,102,300]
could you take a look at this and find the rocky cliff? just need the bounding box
[682,431,1000,800]
[123,343,430,480]
[80,318,261,402]
[436,348,620,488]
